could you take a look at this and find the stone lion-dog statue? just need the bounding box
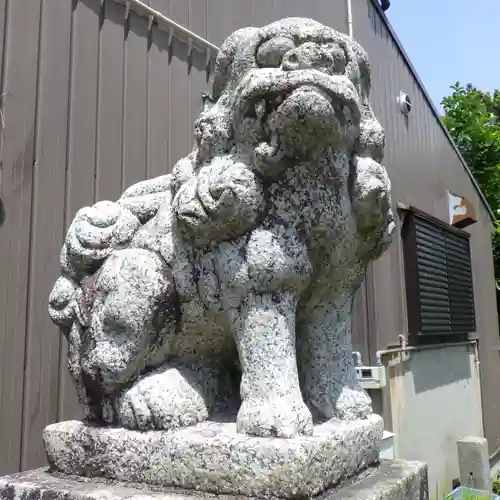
[48,17,394,439]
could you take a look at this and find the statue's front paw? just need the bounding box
[237,394,313,438]
[117,368,209,431]
[334,386,373,421]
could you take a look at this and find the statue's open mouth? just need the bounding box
[231,68,362,161]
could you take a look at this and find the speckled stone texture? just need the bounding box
[43,415,383,498]
[0,461,428,500]
[45,15,395,496]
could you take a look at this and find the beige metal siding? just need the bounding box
[59,0,101,428]
[352,0,500,453]
[0,0,210,474]
[21,0,73,471]
[203,0,348,46]
[0,0,43,475]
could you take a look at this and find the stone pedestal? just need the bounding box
[43,415,383,499]
[0,460,428,500]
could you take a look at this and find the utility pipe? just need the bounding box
[352,351,363,366]
[347,0,353,37]
[375,338,479,365]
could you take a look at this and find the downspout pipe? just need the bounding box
[347,0,353,37]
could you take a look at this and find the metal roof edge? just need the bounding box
[368,0,496,223]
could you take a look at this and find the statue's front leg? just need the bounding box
[298,296,373,421]
[232,291,313,437]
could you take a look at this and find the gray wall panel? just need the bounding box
[21,0,72,471]
[0,0,43,474]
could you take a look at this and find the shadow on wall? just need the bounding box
[411,346,472,393]
[0,199,4,228]
[80,0,211,77]
[387,345,472,394]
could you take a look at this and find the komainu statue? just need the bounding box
[48,18,393,442]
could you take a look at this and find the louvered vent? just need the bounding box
[403,210,476,337]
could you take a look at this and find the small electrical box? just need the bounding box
[355,365,387,389]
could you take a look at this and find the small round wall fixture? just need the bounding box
[398,91,412,115]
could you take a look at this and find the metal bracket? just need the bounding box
[124,0,131,19]
[168,28,175,47]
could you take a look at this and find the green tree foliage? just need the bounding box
[441,82,500,287]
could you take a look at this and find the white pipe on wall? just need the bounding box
[347,0,353,37]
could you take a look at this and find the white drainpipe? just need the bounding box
[347,0,353,37]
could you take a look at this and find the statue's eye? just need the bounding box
[322,43,347,74]
[256,37,296,68]
[280,42,347,74]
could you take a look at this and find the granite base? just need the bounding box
[0,460,428,500]
[43,416,383,498]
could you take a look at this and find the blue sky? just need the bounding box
[387,0,500,109]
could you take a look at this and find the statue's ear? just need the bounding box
[213,27,262,100]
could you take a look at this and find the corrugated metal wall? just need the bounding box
[203,0,348,47]
[352,0,500,454]
[0,0,212,474]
